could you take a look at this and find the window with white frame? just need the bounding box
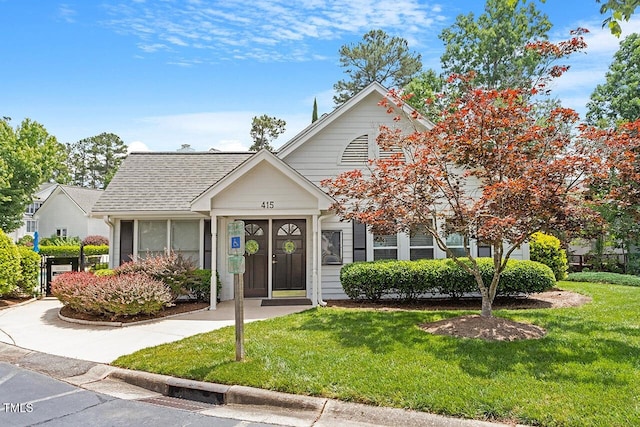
[56,228,67,238]
[373,233,398,260]
[138,220,167,258]
[410,225,434,260]
[26,202,42,215]
[445,231,467,257]
[171,220,199,262]
[26,220,38,233]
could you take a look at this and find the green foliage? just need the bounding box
[189,269,222,302]
[566,271,640,287]
[312,97,318,123]
[0,229,21,295]
[439,0,552,91]
[15,246,40,295]
[530,232,568,280]
[340,258,555,302]
[587,33,640,127]
[38,244,108,257]
[249,115,286,152]
[39,235,82,246]
[404,70,446,122]
[333,29,422,105]
[94,268,114,277]
[597,0,639,36]
[16,234,34,247]
[113,282,640,426]
[66,132,127,189]
[0,118,69,232]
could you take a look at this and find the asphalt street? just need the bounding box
[0,362,283,427]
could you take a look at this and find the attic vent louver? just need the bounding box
[341,135,369,164]
[379,144,405,161]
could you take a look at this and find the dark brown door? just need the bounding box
[272,219,306,291]
[243,220,268,297]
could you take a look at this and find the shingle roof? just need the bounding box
[92,152,253,213]
[59,185,104,214]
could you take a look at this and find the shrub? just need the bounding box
[340,258,556,302]
[15,246,40,295]
[530,232,568,280]
[39,235,82,246]
[82,235,109,246]
[115,252,199,301]
[189,269,223,302]
[94,269,114,277]
[52,271,172,317]
[498,260,556,296]
[340,261,391,301]
[566,271,640,287]
[0,229,21,296]
[38,244,109,257]
[16,235,34,247]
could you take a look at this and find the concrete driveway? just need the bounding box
[0,298,311,363]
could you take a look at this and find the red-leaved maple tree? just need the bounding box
[322,31,602,317]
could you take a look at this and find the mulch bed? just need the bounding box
[59,301,210,324]
[0,296,34,308]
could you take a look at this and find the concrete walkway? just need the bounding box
[0,298,311,363]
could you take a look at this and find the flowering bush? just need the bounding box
[115,252,198,300]
[51,271,172,318]
[82,235,109,246]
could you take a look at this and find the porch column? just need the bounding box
[209,213,218,310]
[311,214,318,307]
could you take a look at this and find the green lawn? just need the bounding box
[113,282,640,426]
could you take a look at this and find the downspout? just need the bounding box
[103,216,115,268]
[316,213,332,307]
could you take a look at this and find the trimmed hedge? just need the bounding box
[38,245,109,257]
[566,271,640,287]
[16,246,40,295]
[340,258,555,302]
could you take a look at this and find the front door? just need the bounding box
[243,220,268,297]
[272,219,306,292]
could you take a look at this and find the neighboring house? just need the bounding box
[9,183,57,242]
[34,185,109,241]
[92,83,530,305]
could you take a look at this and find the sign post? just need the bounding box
[227,221,245,361]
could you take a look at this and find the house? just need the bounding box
[34,185,109,241]
[9,183,57,242]
[92,83,530,306]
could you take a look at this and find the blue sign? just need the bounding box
[231,236,241,249]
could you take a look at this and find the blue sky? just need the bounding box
[1,1,638,152]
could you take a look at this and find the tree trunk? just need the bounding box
[481,292,492,317]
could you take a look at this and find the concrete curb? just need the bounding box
[57,306,211,328]
[0,341,524,426]
[0,296,37,311]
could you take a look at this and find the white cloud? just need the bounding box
[101,0,442,62]
[127,140,151,152]
[549,15,640,118]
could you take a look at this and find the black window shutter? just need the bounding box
[353,220,367,262]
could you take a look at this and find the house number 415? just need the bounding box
[261,201,274,209]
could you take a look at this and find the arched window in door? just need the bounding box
[277,223,302,236]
